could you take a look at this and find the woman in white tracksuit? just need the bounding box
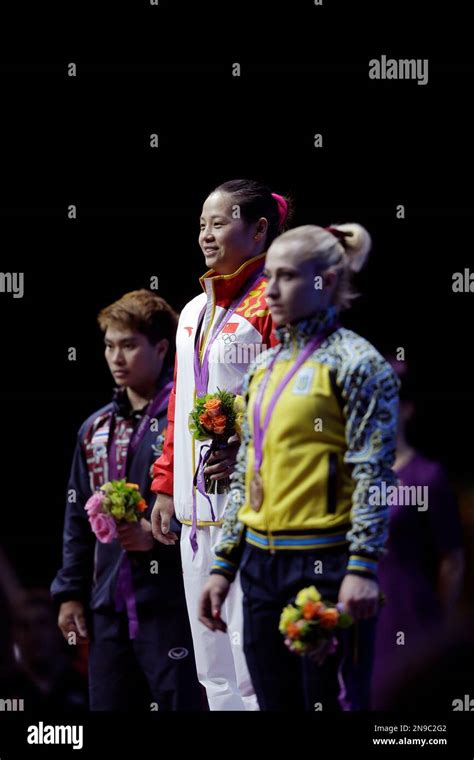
[150,179,291,710]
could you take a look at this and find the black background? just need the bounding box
[0,1,473,752]
[1,1,473,600]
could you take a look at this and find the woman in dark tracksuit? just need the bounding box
[51,290,202,711]
[199,223,400,711]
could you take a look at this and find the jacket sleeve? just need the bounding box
[210,364,257,582]
[340,355,400,580]
[150,355,177,497]
[50,431,96,605]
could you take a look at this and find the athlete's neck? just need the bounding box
[126,383,157,411]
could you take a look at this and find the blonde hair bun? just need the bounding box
[330,223,372,272]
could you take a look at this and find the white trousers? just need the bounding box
[180,523,259,711]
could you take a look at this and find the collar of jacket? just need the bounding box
[111,364,173,418]
[275,305,340,349]
[198,252,266,306]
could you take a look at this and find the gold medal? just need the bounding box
[250,471,264,511]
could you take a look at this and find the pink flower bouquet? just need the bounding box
[84,480,148,543]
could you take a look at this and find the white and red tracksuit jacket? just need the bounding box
[151,252,277,526]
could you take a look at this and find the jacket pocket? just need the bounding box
[326,452,337,514]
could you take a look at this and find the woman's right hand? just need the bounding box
[198,575,230,632]
[150,493,178,545]
[58,600,88,640]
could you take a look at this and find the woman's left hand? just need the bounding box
[338,574,380,621]
[204,434,241,481]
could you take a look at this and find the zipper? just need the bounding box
[268,528,275,555]
[199,281,216,361]
[192,282,216,520]
[327,451,338,514]
[264,339,297,556]
[290,330,298,360]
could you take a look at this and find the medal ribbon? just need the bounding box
[252,329,335,475]
[193,268,264,397]
[190,267,264,554]
[108,382,172,639]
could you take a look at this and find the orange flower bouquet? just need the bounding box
[188,389,244,494]
[279,586,354,664]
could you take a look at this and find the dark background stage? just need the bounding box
[0,0,473,744]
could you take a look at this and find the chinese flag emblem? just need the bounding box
[222,322,238,334]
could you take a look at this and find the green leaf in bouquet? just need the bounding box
[297,620,312,639]
[278,603,300,633]
[215,388,237,431]
[124,512,138,523]
[110,504,125,519]
[338,612,354,628]
[291,640,306,653]
[188,409,212,441]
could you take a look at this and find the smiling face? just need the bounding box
[263,239,337,326]
[104,327,167,395]
[199,191,267,275]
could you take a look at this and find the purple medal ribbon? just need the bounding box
[189,444,215,555]
[252,330,335,475]
[193,268,263,398]
[190,268,264,554]
[109,380,173,639]
[114,560,139,640]
[126,381,173,460]
[108,380,173,475]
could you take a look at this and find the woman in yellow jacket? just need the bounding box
[199,223,400,710]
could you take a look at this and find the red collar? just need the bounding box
[199,253,266,306]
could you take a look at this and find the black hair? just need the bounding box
[211,179,292,248]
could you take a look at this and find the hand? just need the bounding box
[204,434,240,482]
[58,600,88,641]
[305,637,338,666]
[150,493,178,545]
[338,574,380,621]
[117,518,154,552]
[198,575,231,632]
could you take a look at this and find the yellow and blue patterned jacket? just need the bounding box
[211,306,400,582]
